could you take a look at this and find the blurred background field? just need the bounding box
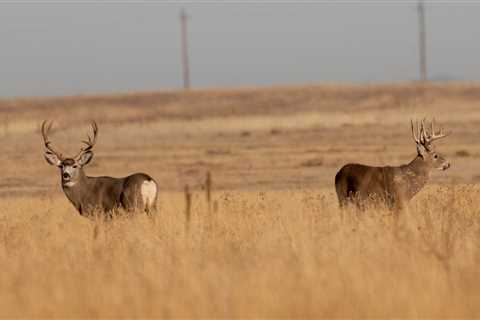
[1,83,480,316]
[1,83,479,196]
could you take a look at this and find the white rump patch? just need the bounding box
[141,180,157,207]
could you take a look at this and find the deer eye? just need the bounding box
[73,165,78,169]
[434,154,438,159]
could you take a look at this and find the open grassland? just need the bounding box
[2,83,480,316]
[2,187,480,317]
[2,82,480,195]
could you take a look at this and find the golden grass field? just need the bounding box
[1,83,480,317]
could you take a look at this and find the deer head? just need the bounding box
[411,118,451,171]
[42,121,98,187]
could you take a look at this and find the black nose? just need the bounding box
[63,173,70,179]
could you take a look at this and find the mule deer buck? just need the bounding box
[42,121,158,217]
[335,119,451,210]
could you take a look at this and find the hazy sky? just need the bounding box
[0,1,479,97]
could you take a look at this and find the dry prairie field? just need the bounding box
[2,83,480,317]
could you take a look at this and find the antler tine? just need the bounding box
[416,118,451,145]
[420,118,428,143]
[429,119,451,143]
[431,118,435,137]
[41,120,64,160]
[411,119,415,142]
[411,119,421,144]
[418,119,425,144]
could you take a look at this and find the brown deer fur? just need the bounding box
[335,119,450,210]
[42,121,158,218]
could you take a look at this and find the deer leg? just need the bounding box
[120,191,137,214]
[144,199,155,217]
[145,203,158,219]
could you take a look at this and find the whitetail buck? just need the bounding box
[335,119,451,210]
[42,121,158,217]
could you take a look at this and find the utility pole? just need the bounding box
[180,8,190,90]
[417,0,427,82]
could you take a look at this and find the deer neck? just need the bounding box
[399,155,431,199]
[62,170,92,213]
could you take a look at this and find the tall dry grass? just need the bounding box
[1,184,480,317]
[2,83,480,317]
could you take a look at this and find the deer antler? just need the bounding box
[74,121,98,160]
[421,118,451,145]
[427,118,451,143]
[41,120,64,160]
[412,118,450,146]
[411,119,421,145]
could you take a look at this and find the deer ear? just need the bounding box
[44,151,61,167]
[416,144,428,158]
[78,151,93,167]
